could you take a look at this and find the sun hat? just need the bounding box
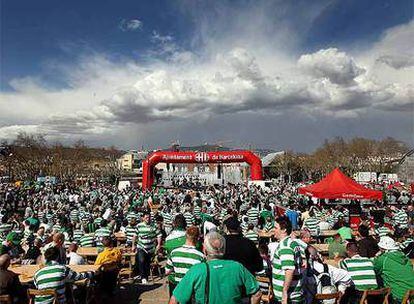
[378,236,399,251]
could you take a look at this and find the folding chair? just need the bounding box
[402,289,414,304]
[312,292,342,304]
[359,287,391,304]
[27,289,59,304]
[256,276,273,303]
[0,295,12,304]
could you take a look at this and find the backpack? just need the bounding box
[308,262,337,304]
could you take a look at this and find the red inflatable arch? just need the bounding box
[142,150,263,190]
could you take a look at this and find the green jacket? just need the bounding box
[373,250,414,300]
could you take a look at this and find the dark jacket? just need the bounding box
[0,269,24,301]
[223,234,263,274]
[357,236,379,258]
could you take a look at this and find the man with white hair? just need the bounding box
[169,231,262,304]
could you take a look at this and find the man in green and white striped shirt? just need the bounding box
[247,204,259,226]
[134,211,162,284]
[244,224,259,245]
[165,226,204,296]
[164,214,187,257]
[393,208,408,230]
[339,243,378,293]
[272,216,303,303]
[302,210,320,238]
[94,220,112,247]
[34,246,94,304]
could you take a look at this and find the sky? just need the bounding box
[0,0,413,152]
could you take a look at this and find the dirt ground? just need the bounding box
[105,277,170,304]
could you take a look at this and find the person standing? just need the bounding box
[223,217,263,274]
[272,216,303,304]
[165,226,204,296]
[134,211,161,285]
[169,231,262,304]
[164,215,187,257]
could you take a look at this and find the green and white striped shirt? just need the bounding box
[125,225,138,244]
[136,222,159,253]
[303,217,320,236]
[272,236,303,303]
[79,234,95,247]
[95,227,112,246]
[33,261,94,304]
[244,230,259,244]
[393,210,408,229]
[166,244,204,284]
[375,226,391,238]
[339,255,378,291]
[160,212,173,230]
[193,206,201,218]
[183,212,194,226]
[247,208,259,226]
[0,223,13,236]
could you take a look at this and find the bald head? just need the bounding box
[204,232,225,259]
[0,254,11,270]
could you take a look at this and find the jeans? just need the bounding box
[135,248,152,280]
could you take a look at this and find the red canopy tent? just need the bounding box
[298,168,382,200]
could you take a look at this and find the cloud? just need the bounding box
[0,3,412,148]
[298,48,365,85]
[119,19,143,32]
[376,55,414,69]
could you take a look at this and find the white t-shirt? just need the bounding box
[67,252,85,265]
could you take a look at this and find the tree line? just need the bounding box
[268,137,410,182]
[0,133,124,181]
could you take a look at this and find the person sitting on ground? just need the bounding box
[34,247,95,304]
[165,226,204,297]
[67,243,85,265]
[169,231,262,304]
[357,224,379,258]
[0,254,25,303]
[339,242,378,303]
[373,236,414,303]
[328,234,347,260]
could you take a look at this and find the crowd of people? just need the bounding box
[0,180,412,303]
